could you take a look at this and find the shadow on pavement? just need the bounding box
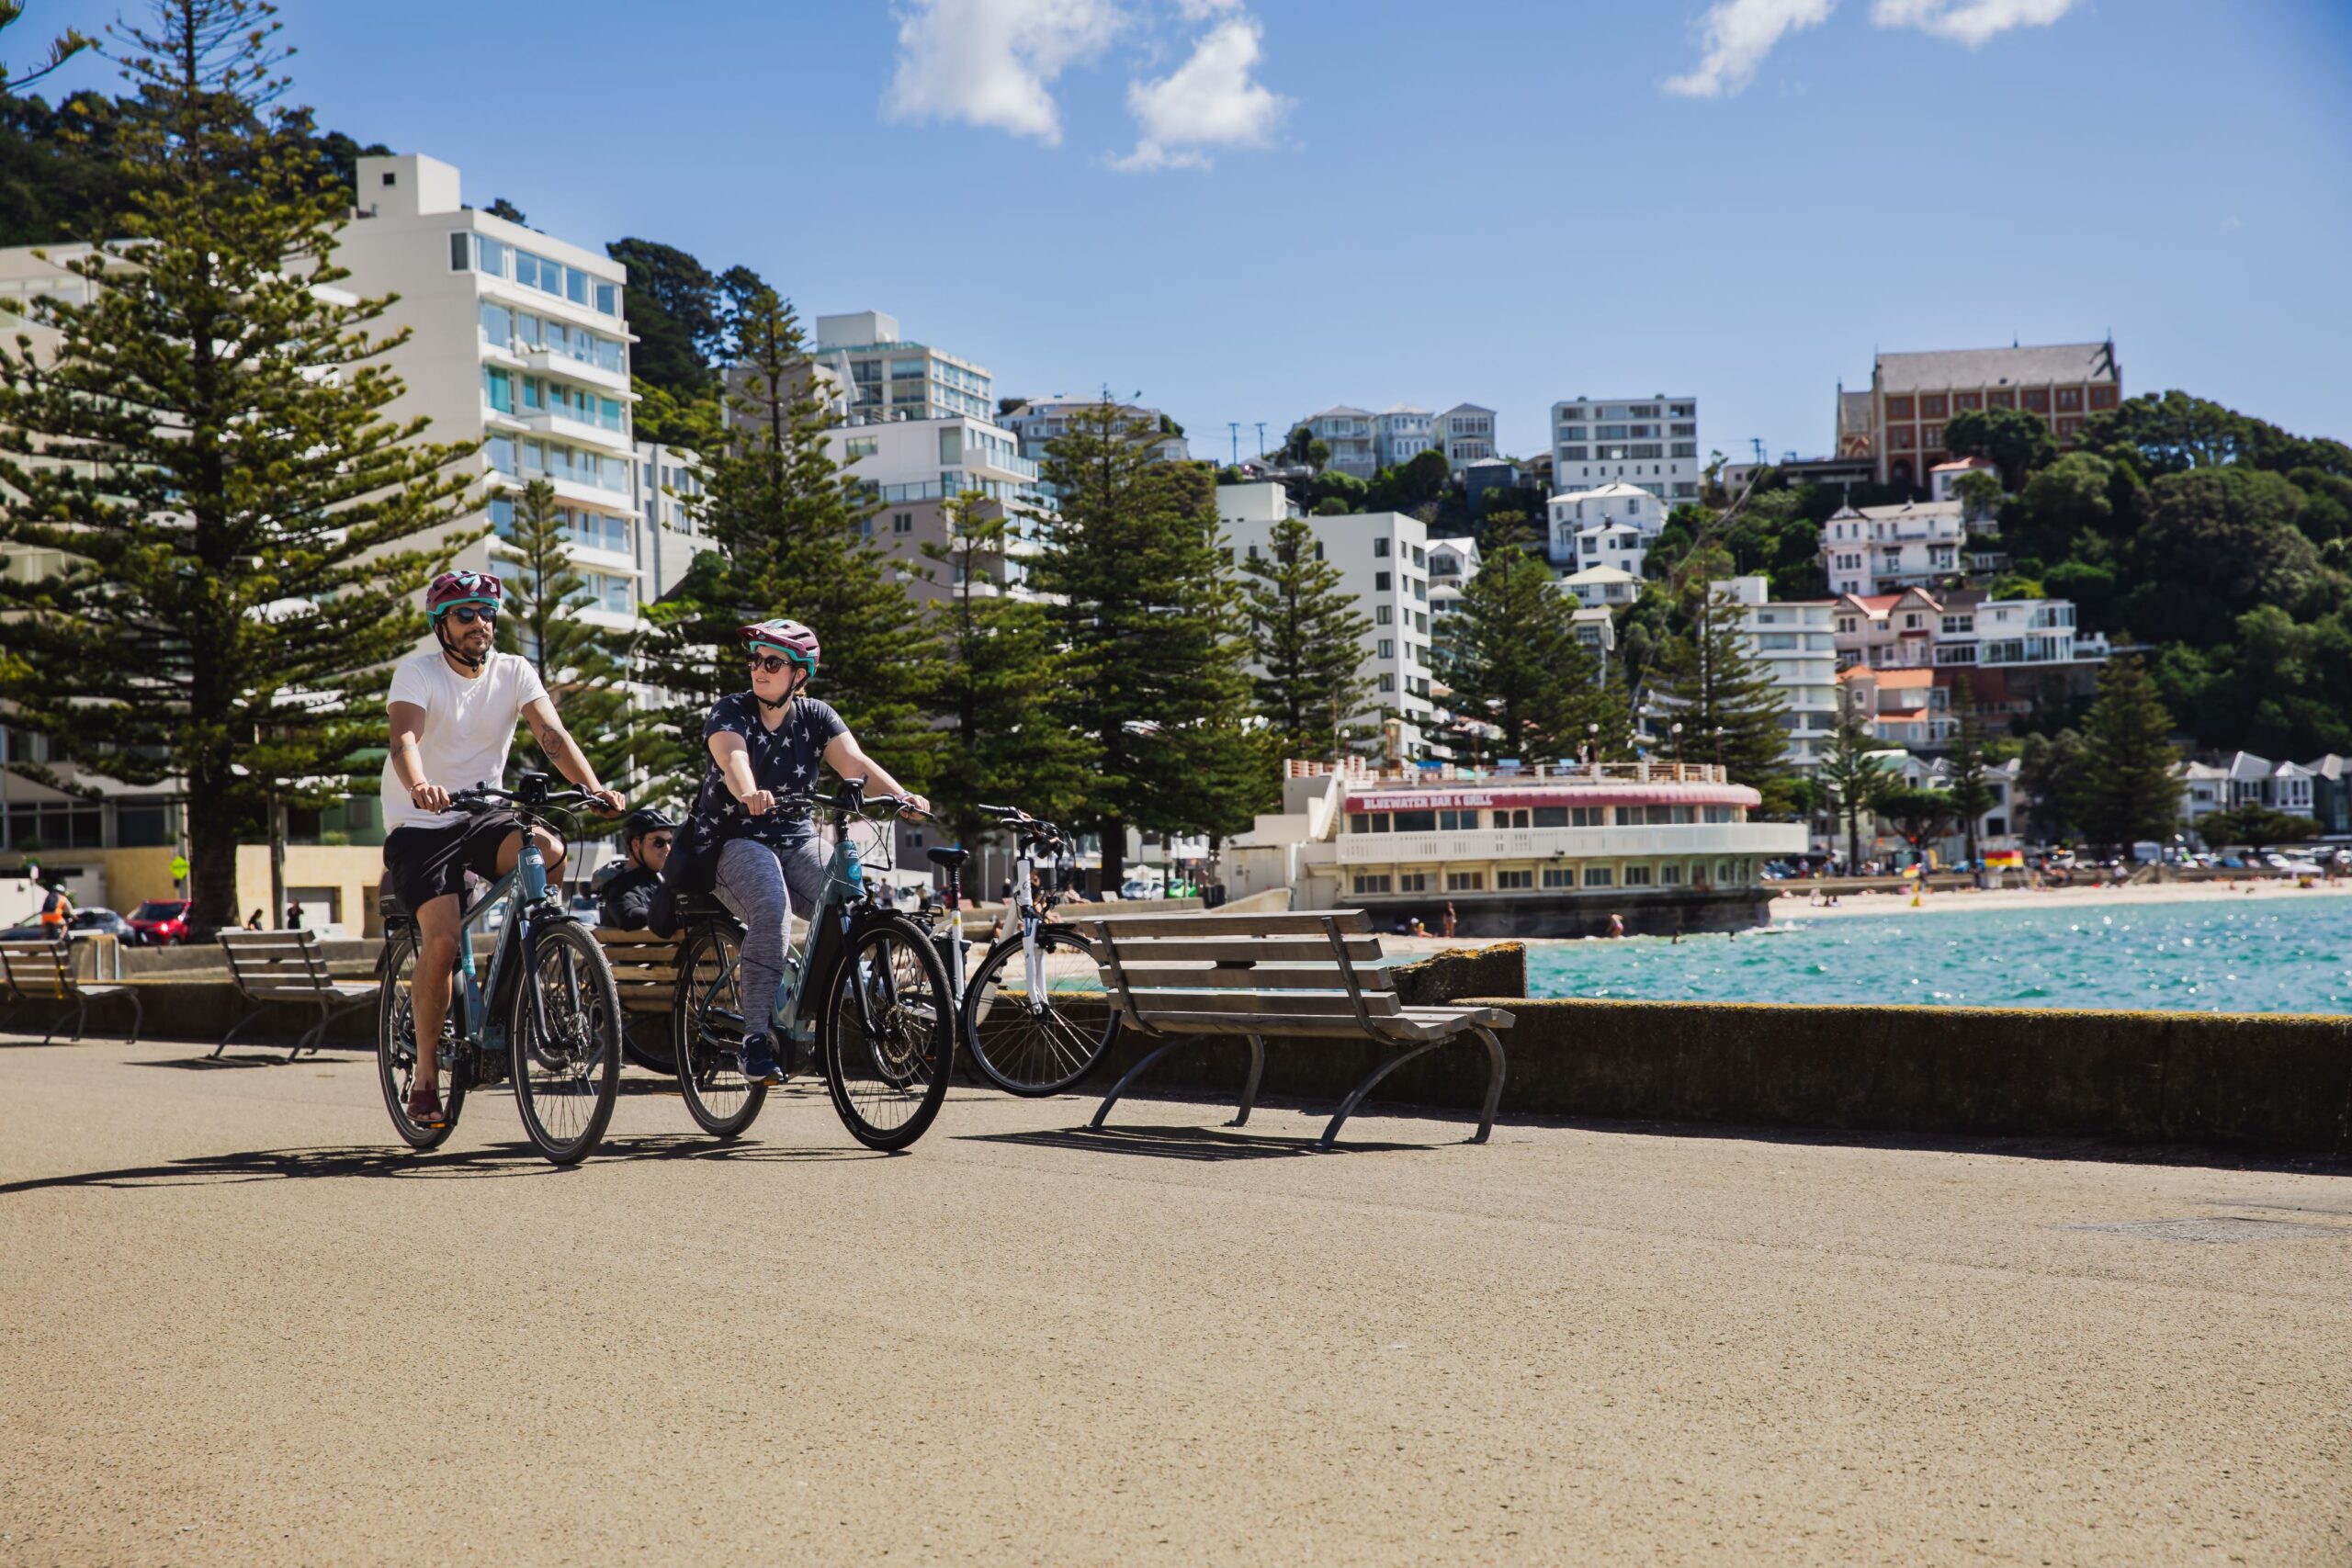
[960,1123,1430,1161]
[0,1134,891,1195]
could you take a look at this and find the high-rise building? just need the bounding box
[629,442,715,602]
[806,310,993,426]
[1216,482,1436,754]
[1712,577,1839,771]
[822,414,1052,602]
[1550,396,1701,505]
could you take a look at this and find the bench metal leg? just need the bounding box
[1318,1026,1506,1149]
[1089,1036,1187,1130]
[212,1004,268,1060]
[42,999,84,1048]
[121,989,141,1048]
[1227,1034,1265,1128]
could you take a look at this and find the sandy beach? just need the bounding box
[1765,875,2352,921]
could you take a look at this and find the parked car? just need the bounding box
[127,898,192,946]
[69,908,138,942]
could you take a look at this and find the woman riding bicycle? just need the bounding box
[692,617,928,1085]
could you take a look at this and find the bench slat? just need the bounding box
[1123,988,1403,1018]
[1114,964,1394,992]
[1091,936,1383,964]
[1072,910,1371,938]
[1132,1006,1510,1039]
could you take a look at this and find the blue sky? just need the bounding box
[36,0,2352,464]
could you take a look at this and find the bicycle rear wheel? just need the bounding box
[377,931,465,1149]
[673,920,767,1139]
[820,912,954,1151]
[510,918,623,1166]
[961,924,1121,1096]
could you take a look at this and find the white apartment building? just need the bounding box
[1373,405,1436,468]
[1551,396,1701,504]
[1820,498,1965,598]
[1712,577,1839,770]
[1000,397,1187,463]
[1437,403,1498,468]
[1216,483,1435,754]
[1832,588,2109,673]
[1547,481,1665,574]
[1558,565,1641,607]
[1298,406,1378,479]
[630,441,715,602]
[824,413,1050,601]
[807,310,992,426]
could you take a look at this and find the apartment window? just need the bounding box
[1987,389,2016,409]
[1374,536,1390,558]
[479,301,512,347]
[482,368,513,414]
[1393,810,1436,832]
[1583,866,1613,887]
[1541,868,1576,888]
[2021,389,2051,413]
[845,437,878,459]
[892,513,913,535]
[1921,424,1943,450]
[1657,863,1684,886]
[1623,864,1653,886]
[1703,805,1736,824]
[1497,869,1532,890]
[1886,397,1915,420]
[1374,571,1392,592]
[1376,605,1392,625]
[1920,394,1949,418]
[1377,672,1395,693]
[1396,873,1428,893]
[2056,387,2083,412]
[1437,809,1478,830]
[1351,874,1392,896]
[2088,385,2118,411]
[487,435,517,475]
[1446,872,1485,892]
[1376,638,1394,660]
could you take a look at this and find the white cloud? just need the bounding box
[884,0,1125,145]
[1172,0,1242,16]
[1114,16,1291,172]
[1665,0,1838,98]
[1870,0,2078,45]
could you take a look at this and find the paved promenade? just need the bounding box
[3,1035,2348,1566]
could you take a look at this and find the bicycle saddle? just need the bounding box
[924,846,970,869]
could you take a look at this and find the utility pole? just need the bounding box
[1255,421,1267,460]
[1228,421,1239,466]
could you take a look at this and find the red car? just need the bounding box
[127,898,192,946]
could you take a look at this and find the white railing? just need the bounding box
[1336,822,1805,865]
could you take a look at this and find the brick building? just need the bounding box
[1842,341,2122,489]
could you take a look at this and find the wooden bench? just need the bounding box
[1,936,144,1047]
[1070,909,1509,1149]
[594,927,684,1071]
[215,930,379,1062]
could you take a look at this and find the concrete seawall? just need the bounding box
[9,942,2346,1155]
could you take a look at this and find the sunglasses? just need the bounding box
[644,835,673,850]
[747,652,804,675]
[446,604,498,626]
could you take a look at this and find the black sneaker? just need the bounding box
[740,1035,782,1085]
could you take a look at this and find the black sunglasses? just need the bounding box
[644,834,673,850]
[447,604,498,626]
[747,652,800,675]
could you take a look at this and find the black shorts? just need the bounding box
[381,810,523,915]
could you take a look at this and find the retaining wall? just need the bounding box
[8,942,2347,1155]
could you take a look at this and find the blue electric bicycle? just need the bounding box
[375,774,625,1166]
[671,780,955,1150]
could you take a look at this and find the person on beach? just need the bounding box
[1442,901,1457,938]
[1607,912,1625,938]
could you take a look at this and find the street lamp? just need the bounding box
[1669,721,1683,765]
[1585,721,1599,766]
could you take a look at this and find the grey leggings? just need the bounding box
[712,835,831,1037]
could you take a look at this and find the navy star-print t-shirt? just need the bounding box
[690,692,849,845]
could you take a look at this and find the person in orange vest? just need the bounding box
[37,878,74,931]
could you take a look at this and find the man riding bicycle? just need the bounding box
[691,617,926,1086]
[381,570,625,1127]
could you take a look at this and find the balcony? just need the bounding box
[522,407,629,449]
[1336,821,1806,866]
[520,347,629,393]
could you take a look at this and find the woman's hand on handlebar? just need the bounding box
[737,787,776,817]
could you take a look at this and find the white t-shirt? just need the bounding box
[379,649,548,833]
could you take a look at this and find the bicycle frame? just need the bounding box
[764,823,876,1047]
[443,830,559,1061]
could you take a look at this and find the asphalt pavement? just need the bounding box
[3,1033,2348,1566]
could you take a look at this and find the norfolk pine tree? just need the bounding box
[638,275,939,800]
[494,479,641,795]
[1941,673,1997,865]
[1238,514,1374,761]
[1443,545,1614,764]
[1816,695,1893,871]
[919,491,1096,852]
[1649,578,1790,787]
[2075,655,2183,852]
[1033,404,1255,888]
[0,1,475,932]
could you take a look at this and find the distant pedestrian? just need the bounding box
[243,909,263,931]
[285,900,304,930]
[1606,912,1625,938]
[1442,901,1457,938]
[1409,916,1428,937]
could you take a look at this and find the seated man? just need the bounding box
[593,808,674,931]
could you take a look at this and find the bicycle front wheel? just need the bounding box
[673,920,767,1139]
[509,918,623,1166]
[377,930,465,1149]
[820,912,954,1150]
[961,924,1121,1096]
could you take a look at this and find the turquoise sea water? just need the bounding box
[1521,896,2352,1014]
